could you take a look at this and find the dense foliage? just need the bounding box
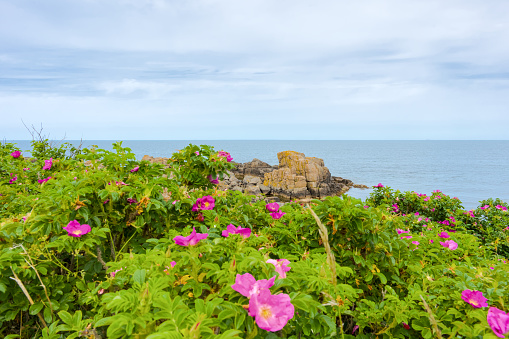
[0,141,508,338]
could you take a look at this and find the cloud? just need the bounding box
[0,0,508,139]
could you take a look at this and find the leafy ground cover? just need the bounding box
[1,140,508,338]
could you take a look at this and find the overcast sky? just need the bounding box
[1,0,508,140]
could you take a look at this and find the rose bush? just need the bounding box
[0,140,508,338]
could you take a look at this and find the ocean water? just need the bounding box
[8,140,509,210]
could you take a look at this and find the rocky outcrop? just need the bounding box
[141,155,170,166]
[218,151,362,202]
[141,151,364,202]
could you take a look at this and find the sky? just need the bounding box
[1,0,508,140]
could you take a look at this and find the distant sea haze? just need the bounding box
[10,140,509,210]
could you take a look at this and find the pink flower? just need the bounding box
[130,166,139,173]
[23,168,29,171]
[439,231,450,238]
[440,240,458,250]
[173,227,208,246]
[37,177,51,184]
[110,268,122,277]
[218,151,233,162]
[352,325,359,334]
[430,239,434,244]
[164,261,178,274]
[401,235,412,239]
[495,205,508,211]
[480,204,490,210]
[195,151,200,155]
[415,212,419,216]
[11,151,21,158]
[248,288,294,332]
[98,289,105,295]
[373,183,384,188]
[207,174,219,184]
[231,273,276,299]
[222,224,252,238]
[412,241,420,245]
[424,197,430,202]
[127,198,137,205]
[103,199,109,204]
[402,322,410,330]
[42,158,53,170]
[490,267,494,269]
[396,229,409,235]
[417,217,422,222]
[266,259,291,279]
[192,195,215,211]
[63,220,91,238]
[270,211,285,220]
[487,307,509,338]
[461,290,488,308]
[8,175,17,184]
[266,202,280,212]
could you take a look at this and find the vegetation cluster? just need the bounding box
[0,140,508,338]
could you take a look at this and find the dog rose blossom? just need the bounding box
[487,307,509,338]
[248,289,294,332]
[222,224,251,238]
[461,290,488,308]
[173,227,208,246]
[192,195,215,211]
[42,158,53,170]
[440,240,458,250]
[63,220,91,237]
[266,259,291,279]
[231,273,276,299]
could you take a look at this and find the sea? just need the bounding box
[7,140,509,210]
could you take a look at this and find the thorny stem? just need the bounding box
[12,244,54,315]
[96,246,108,270]
[10,267,48,328]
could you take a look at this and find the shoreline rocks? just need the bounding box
[140,151,367,202]
[219,151,367,202]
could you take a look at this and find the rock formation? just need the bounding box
[141,151,366,202]
[218,151,365,202]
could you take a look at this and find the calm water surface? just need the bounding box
[9,140,509,210]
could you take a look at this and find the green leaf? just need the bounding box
[234,310,246,329]
[218,309,235,321]
[94,316,114,327]
[218,329,242,338]
[43,306,53,323]
[375,272,387,284]
[58,311,73,325]
[29,302,44,315]
[133,269,146,284]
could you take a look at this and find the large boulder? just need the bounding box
[216,151,359,201]
[264,151,336,199]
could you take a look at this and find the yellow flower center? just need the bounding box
[260,306,272,320]
[73,230,82,236]
[469,299,478,306]
[204,202,209,207]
